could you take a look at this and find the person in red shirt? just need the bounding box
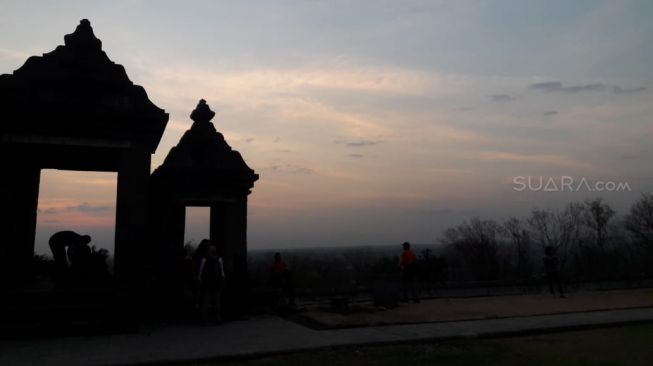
[400,242,420,303]
[270,252,295,307]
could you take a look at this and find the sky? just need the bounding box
[1,1,652,254]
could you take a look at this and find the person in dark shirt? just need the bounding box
[197,240,225,324]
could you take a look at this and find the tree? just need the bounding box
[624,193,653,247]
[442,217,501,281]
[502,217,533,278]
[583,197,616,255]
[527,203,585,274]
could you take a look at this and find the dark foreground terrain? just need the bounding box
[199,323,653,366]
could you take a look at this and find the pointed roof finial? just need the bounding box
[64,19,102,51]
[190,99,215,123]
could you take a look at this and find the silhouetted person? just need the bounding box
[196,240,225,324]
[400,242,419,303]
[543,245,564,298]
[49,231,91,284]
[191,239,211,309]
[270,252,295,307]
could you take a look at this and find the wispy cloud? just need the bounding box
[479,151,602,172]
[43,202,113,215]
[267,163,314,174]
[618,154,638,161]
[334,137,383,147]
[37,200,115,229]
[529,81,646,95]
[406,208,477,216]
[612,86,647,95]
[529,81,606,93]
[0,47,38,63]
[488,94,519,102]
[346,139,382,147]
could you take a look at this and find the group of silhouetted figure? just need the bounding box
[399,241,565,304]
[184,240,296,324]
[48,230,565,325]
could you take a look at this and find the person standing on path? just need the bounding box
[543,245,565,298]
[400,242,420,303]
[197,240,226,324]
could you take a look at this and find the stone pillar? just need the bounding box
[210,197,248,274]
[231,196,248,274]
[114,149,151,283]
[210,203,229,269]
[230,195,249,318]
[165,204,186,279]
[211,196,249,317]
[0,159,40,285]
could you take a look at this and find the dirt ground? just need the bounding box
[298,288,653,328]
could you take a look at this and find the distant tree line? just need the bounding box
[247,194,653,295]
[441,194,653,283]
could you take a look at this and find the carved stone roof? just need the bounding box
[152,100,258,196]
[0,19,168,153]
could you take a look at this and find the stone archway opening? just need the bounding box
[184,206,210,250]
[35,169,117,270]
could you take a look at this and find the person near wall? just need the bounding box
[196,239,225,324]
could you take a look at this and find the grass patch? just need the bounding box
[187,323,653,366]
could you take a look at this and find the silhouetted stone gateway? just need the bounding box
[0,20,258,318]
[0,19,169,285]
[150,99,258,315]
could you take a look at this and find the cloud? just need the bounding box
[0,47,37,63]
[612,86,647,95]
[529,81,646,95]
[543,110,558,116]
[529,81,606,93]
[43,202,113,215]
[75,203,112,213]
[479,151,602,172]
[346,139,381,147]
[406,208,476,216]
[488,94,519,102]
[333,138,382,147]
[268,164,314,174]
[618,154,638,161]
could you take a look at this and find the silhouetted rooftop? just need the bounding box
[0,19,168,153]
[152,99,258,194]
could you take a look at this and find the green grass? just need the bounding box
[186,323,653,366]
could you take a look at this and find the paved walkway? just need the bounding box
[2,307,653,366]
